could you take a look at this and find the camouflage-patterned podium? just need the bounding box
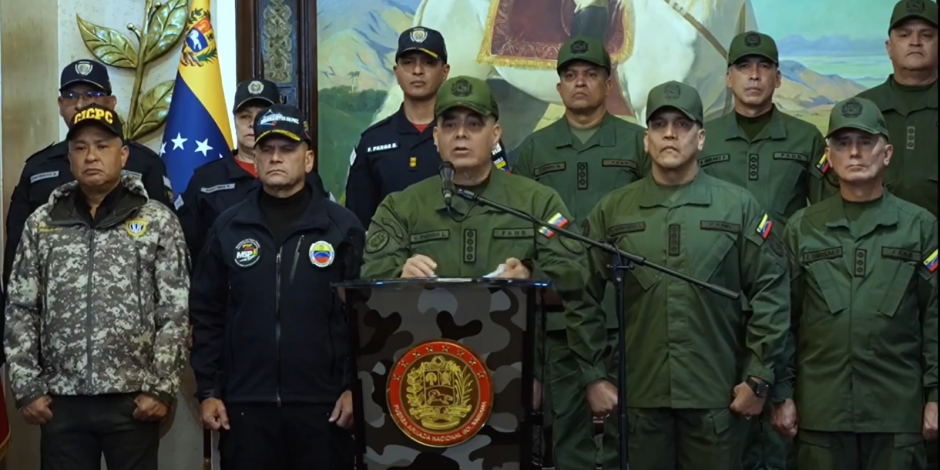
[336,278,548,470]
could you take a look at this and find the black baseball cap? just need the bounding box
[233,78,281,113]
[66,104,124,142]
[253,104,312,146]
[396,27,448,63]
[60,59,112,93]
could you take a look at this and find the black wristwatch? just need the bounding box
[747,377,770,399]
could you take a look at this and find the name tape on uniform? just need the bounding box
[30,171,60,183]
[201,183,236,194]
[367,143,398,153]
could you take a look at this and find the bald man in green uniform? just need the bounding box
[772,97,938,469]
[513,35,646,470]
[361,76,619,432]
[854,0,938,217]
[581,81,791,470]
[701,30,828,470]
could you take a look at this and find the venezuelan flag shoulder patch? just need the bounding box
[539,213,570,239]
[756,214,773,240]
[815,153,831,174]
[924,249,938,273]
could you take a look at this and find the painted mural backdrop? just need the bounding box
[317,0,894,201]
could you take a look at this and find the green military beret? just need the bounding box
[890,0,938,30]
[826,97,890,140]
[557,36,611,73]
[728,31,779,65]
[646,81,704,125]
[435,76,499,119]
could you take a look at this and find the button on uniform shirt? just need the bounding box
[780,193,938,432]
[361,169,607,385]
[513,112,647,330]
[345,107,510,228]
[857,78,939,217]
[700,108,829,229]
[582,173,791,408]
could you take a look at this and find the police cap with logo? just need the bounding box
[396,27,448,63]
[645,80,704,125]
[253,104,313,146]
[435,76,499,120]
[557,35,611,73]
[233,78,281,114]
[60,59,112,93]
[727,31,779,65]
[826,97,891,140]
[67,104,124,142]
[890,0,938,30]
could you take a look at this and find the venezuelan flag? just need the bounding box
[924,249,938,273]
[815,153,831,174]
[539,213,570,239]
[756,214,773,239]
[160,0,233,207]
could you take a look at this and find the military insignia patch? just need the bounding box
[248,80,264,95]
[907,0,926,14]
[310,241,335,268]
[924,249,938,273]
[571,39,589,54]
[744,32,762,47]
[75,61,93,76]
[756,214,774,240]
[815,153,831,174]
[451,79,472,97]
[234,239,261,267]
[664,83,681,101]
[539,213,570,238]
[410,28,428,43]
[125,218,148,238]
[366,230,390,253]
[387,340,492,448]
[409,156,417,168]
[841,99,863,118]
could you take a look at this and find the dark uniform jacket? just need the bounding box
[189,185,365,406]
[177,153,330,260]
[345,106,509,227]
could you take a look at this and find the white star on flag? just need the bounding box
[195,139,213,157]
[171,133,188,150]
[160,142,166,156]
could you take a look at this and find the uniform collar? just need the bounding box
[870,75,939,115]
[553,112,618,150]
[434,166,504,215]
[636,171,712,209]
[224,154,256,180]
[393,106,437,137]
[232,183,330,232]
[720,106,787,143]
[825,190,898,240]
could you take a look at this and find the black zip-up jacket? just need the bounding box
[189,185,365,405]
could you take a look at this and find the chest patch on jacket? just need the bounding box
[125,218,149,238]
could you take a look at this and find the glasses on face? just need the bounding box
[60,90,110,101]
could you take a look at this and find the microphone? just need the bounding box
[440,161,455,208]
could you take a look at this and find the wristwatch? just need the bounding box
[746,377,770,399]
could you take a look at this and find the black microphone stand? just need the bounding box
[456,188,739,470]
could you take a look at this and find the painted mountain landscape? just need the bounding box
[316,0,895,199]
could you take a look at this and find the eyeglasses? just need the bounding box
[60,90,110,101]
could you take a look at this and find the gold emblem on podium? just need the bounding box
[387,340,493,447]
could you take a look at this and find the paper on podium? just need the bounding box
[484,264,507,278]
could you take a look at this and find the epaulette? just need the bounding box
[361,114,394,135]
[127,140,160,158]
[25,141,65,162]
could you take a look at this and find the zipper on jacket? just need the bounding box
[85,230,97,391]
[275,248,283,407]
[289,235,304,284]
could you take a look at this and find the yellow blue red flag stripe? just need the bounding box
[539,213,570,238]
[161,0,233,207]
[756,214,773,239]
[925,249,938,273]
[815,153,831,174]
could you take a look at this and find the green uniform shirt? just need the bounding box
[514,113,647,329]
[583,173,791,408]
[857,77,939,217]
[781,193,938,433]
[701,107,829,229]
[361,169,607,385]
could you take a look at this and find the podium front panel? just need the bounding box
[345,282,537,470]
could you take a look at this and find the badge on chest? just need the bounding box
[310,240,335,268]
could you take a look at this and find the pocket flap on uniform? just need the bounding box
[806,260,846,314]
[711,408,734,435]
[878,249,917,317]
[893,432,924,448]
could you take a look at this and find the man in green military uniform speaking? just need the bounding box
[772,97,938,469]
[580,81,791,469]
[513,35,646,470]
[361,76,619,424]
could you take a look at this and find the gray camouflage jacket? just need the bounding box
[4,175,190,409]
